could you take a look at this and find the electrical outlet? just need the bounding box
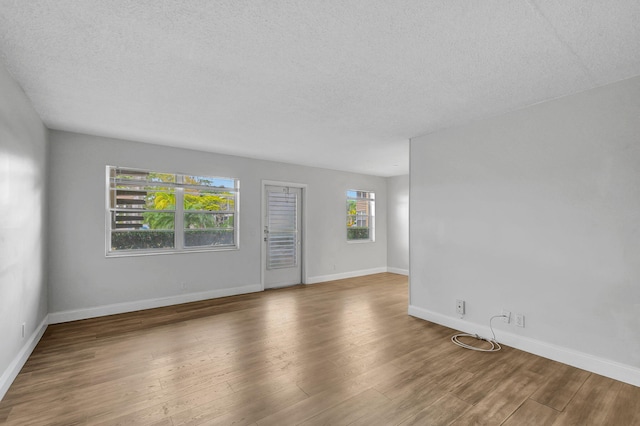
[515,313,525,328]
[456,299,465,315]
[502,309,511,324]
[21,323,25,338]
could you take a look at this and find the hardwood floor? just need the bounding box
[1,273,638,425]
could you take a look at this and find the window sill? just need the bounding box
[106,246,239,258]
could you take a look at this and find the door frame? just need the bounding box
[261,180,308,290]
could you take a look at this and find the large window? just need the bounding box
[347,190,375,242]
[107,166,238,255]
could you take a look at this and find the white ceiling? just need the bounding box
[1,1,639,176]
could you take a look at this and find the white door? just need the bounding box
[264,185,302,289]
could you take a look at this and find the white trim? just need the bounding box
[407,143,412,308]
[307,267,389,284]
[408,305,640,388]
[0,315,48,401]
[49,284,261,324]
[346,189,375,243]
[387,267,409,276]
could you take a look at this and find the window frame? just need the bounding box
[105,166,239,257]
[346,189,375,243]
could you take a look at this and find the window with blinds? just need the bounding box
[347,189,375,242]
[107,166,238,255]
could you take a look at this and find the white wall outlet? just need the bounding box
[21,323,26,338]
[515,313,525,327]
[502,309,511,324]
[180,282,188,291]
[456,299,465,315]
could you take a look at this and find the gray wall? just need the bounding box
[0,63,48,397]
[386,175,409,275]
[48,130,388,317]
[409,76,640,384]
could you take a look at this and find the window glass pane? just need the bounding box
[112,210,175,231]
[148,172,176,183]
[111,167,176,213]
[112,187,175,210]
[347,189,374,241]
[184,230,235,247]
[111,230,175,251]
[110,211,175,251]
[112,187,147,210]
[141,212,176,230]
[184,175,235,189]
[184,190,235,212]
[346,190,374,200]
[184,212,234,229]
[113,168,176,183]
[184,213,234,248]
[347,227,370,240]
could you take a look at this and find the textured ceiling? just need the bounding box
[1,1,639,176]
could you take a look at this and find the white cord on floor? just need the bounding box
[451,315,506,352]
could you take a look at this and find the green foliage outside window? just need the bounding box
[141,191,234,230]
[347,227,370,240]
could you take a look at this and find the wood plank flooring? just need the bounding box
[1,273,638,425]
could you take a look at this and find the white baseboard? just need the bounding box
[0,315,48,401]
[387,267,409,276]
[51,268,405,323]
[306,267,389,284]
[408,305,640,388]
[49,284,262,324]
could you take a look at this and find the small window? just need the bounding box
[347,190,375,242]
[107,166,238,255]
